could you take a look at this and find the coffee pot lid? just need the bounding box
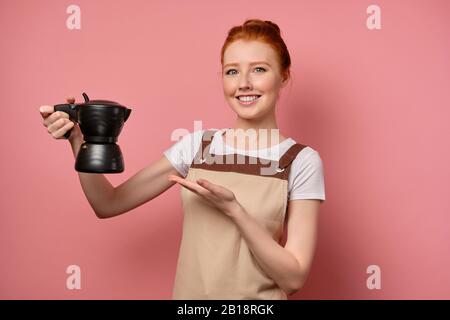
[80,92,126,108]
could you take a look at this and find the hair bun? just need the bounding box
[264,20,281,34]
[243,19,281,34]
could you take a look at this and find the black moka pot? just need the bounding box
[54,92,132,174]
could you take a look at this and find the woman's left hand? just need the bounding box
[168,174,242,217]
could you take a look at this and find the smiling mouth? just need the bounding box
[235,95,262,105]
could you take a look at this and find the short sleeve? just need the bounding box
[163,129,204,178]
[288,148,326,202]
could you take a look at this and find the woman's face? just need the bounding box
[222,39,287,121]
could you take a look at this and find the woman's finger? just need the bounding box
[196,179,219,194]
[169,175,206,195]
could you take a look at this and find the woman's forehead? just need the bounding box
[223,40,277,64]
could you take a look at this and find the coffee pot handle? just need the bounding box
[54,104,78,139]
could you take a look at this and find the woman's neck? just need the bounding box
[225,115,286,150]
[232,113,279,132]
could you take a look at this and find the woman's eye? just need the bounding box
[226,69,237,75]
[225,67,266,75]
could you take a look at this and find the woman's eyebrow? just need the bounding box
[223,61,271,68]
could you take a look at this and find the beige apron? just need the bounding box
[172,129,307,300]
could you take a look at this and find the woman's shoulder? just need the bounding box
[288,141,323,171]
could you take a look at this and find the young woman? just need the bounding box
[39,19,325,300]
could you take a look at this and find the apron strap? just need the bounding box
[278,143,308,169]
[196,129,307,174]
[192,129,218,163]
[201,129,218,154]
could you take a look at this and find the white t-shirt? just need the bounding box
[163,128,326,202]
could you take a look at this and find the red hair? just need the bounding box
[221,19,292,83]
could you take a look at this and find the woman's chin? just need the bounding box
[228,100,273,120]
[233,105,270,119]
[236,110,265,120]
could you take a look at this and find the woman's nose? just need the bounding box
[238,74,252,90]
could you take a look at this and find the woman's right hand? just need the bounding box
[39,97,82,141]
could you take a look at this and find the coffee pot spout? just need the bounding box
[124,108,132,122]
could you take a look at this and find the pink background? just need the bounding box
[1,0,449,299]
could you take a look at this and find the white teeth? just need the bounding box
[238,95,259,102]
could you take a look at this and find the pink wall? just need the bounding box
[1,0,449,299]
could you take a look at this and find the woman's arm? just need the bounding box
[230,199,321,295]
[103,155,181,218]
[70,129,181,218]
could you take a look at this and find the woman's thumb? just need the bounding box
[39,105,54,118]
